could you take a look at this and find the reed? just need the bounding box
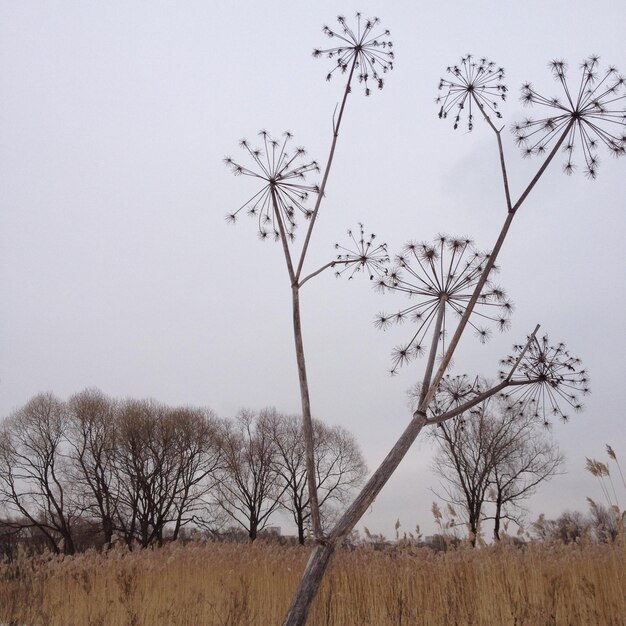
[0,538,623,625]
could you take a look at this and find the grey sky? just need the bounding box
[1,1,625,537]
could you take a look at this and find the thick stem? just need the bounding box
[292,286,323,540]
[281,412,429,626]
[282,542,335,626]
[511,118,574,212]
[419,299,447,406]
[271,187,296,284]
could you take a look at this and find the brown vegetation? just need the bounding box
[0,538,624,625]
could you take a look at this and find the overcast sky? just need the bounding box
[1,1,625,538]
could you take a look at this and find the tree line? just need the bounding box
[0,390,366,555]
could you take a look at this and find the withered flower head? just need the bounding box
[499,334,590,427]
[313,13,393,95]
[426,374,485,417]
[224,131,319,241]
[437,54,507,131]
[334,223,389,280]
[512,56,626,178]
[376,235,513,375]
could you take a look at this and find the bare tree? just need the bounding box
[431,391,563,543]
[66,388,119,548]
[0,393,77,554]
[488,421,563,541]
[265,412,367,544]
[110,399,223,548]
[167,406,223,540]
[532,510,589,544]
[216,409,287,541]
[432,401,501,545]
[112,399,165,548]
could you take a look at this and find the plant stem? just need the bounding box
[298,260,351,288]
[281,57,359,542]
[271,188,296,284]
[295,56,358,282]
[471,93,512,211]
[270,188,322,539]
[419,299,447,405]
[419,119,574,413]
[427,378,536,425]
[282,105,575,626]
[291,285,323,539]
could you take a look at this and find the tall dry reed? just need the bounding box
[0,538,624,625]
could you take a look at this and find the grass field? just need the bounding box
[0,538,624,625]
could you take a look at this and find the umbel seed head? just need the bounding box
[313,12,394,95]
[512,55,626,178]
[437,54,507,131]
[224,131,319,241]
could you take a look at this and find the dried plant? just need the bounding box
[314,13,394,95]
[498,334,590,426]
[586,444,625,514]
[333,223,389,280]
[224,132,319,240]
[375,235,512,374]
[1,540,625,625]
[429,374,485,416]
[407,374,484,417]
[226,13,394,546]
[221,33,621,626]
[512,56,626,177]
[437,55,507,131]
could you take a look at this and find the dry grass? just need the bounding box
[0,538,624,625]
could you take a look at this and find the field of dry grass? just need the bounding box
[0,538,624,626]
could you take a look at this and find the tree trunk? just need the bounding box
[63,533,76,555]
[493,497,502,541]
[297,509,305,546]
[102,517,114,549]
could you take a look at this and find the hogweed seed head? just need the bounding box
[512,56,626,178]
[499,334,589,427]
[334,223,389,280]
[376,235,513,374]
[409,374,485,417]
[437,54,507,131]
[313,12,394,95]
[224,131,319,240]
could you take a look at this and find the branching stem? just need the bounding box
[295,56,358,282]
[471,93,512,211]
[298,260,350,288]
[282,115,576,626]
